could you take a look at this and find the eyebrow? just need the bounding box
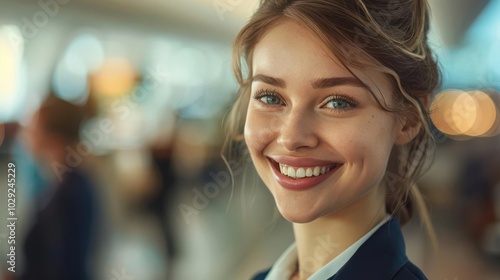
[312,77,365,89]
[252,74,286,88]
[252,74,365,89]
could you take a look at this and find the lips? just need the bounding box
[267,156,343,190]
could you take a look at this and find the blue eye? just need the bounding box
[326,99,350,109]
[324,95,358,111]
[261,95,283,105]
[253,89,284,106]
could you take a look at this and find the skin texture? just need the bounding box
[244,20,418,278]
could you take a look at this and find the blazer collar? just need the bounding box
[328,217,409,280]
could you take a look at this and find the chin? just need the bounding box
[277,204,323,224]
[275,196,351,224]
[283,216,317,224]
[281,212,321,224]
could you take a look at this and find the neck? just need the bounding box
[292,187,387,279]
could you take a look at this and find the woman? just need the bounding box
[225,0,440,279]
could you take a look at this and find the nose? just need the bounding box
[277,108,319,151]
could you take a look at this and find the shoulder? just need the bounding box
[392,261,427,280]
[251,268,271,280]
[331,218,428,280]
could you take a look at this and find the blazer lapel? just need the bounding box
[328,218,409,280]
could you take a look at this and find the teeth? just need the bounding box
[296,168,305,178]
[313,166,320,176]
[305,168,313,177]
[278,163,335,179]
[284,166,289,175]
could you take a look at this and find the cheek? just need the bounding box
[244,109,281,156]
[334,114,397,166]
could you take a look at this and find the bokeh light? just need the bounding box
[451,91,477,135]
[466,90,497,136]
[430,89,499,138]
[53,53,89,103]
[431,90,463,135]
[0,29,19,98]
[91,57,137,97]
[66,33,105,73]
[53,33,105,104]
[0,25,26,121]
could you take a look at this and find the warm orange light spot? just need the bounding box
[430,90,463,135]
[464,91,497,136]
[451,92,478,135]
[431,89,500,139]
[91,58,137,97]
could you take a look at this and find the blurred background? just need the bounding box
[0,0,499,279]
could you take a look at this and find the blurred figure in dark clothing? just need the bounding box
[149,144,178,260]
[21,95,100,280]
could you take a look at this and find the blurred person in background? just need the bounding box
[226,0,440,279]
[19,95,101,280]
[145,126,180,268]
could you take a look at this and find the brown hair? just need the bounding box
[224,0,440,240]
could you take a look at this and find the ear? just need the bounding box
[395,117,421,145]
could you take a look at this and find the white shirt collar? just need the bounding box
[265,215,391,280]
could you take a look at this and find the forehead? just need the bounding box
[251,20,393,100]
[252,20,352,79]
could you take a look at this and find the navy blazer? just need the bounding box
[252,218,427,280]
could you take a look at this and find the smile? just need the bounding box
[267,157,343,191]
[279,164,332,179]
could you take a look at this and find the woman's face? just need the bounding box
[244,20,407,223]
